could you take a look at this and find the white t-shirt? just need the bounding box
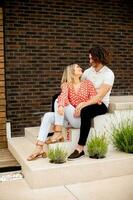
[82,66,115,107]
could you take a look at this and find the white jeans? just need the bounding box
[37,100,81,142]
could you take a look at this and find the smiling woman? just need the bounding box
[0,7,7,149]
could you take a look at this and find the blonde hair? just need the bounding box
[61,64,78,84]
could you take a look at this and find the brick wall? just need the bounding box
[4,0,133,136]
[0,7,7,148]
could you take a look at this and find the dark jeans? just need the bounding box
[78,103,108,146]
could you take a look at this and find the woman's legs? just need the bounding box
[27,140,47,161]
[38,105,65,142]
[44,101,65,144]
[46,101,81,143]
[37,112,55,142]
[54,99,81,128]
[27,111,64,160]
[64,104,81,128]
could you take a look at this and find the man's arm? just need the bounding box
[74,83,112,117]
[86,83,112,106]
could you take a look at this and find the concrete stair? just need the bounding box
[25,126,81,155]
[8,126,133,189]
[8,95,133,189]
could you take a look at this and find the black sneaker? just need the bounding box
[68,150,85,160]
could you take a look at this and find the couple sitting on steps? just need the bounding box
[27,45,115,161]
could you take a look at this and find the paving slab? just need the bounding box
[0,179,76,200]
[66,175,133,200]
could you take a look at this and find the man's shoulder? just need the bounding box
[104,66,114,76]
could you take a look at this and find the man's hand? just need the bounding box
[58,106,64,116]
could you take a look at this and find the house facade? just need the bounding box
[0,0,133,148]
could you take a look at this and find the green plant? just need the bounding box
[111,118,133,153]
[87,134,108,159]
[48,146,68,164]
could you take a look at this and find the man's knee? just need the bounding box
[80,105,94,118]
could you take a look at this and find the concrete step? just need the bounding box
[25,110,133,144]
[25,110,133,154]
[109,95,133,112]
[25,126,80,155]
[25,126,39,144]
[8,136,133,189]
[25,126,73,143]
[25,125,114,154]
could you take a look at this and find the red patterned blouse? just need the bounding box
[57,80,97,108]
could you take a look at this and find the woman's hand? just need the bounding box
[58,106,64,116]
[74,102,87,117]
